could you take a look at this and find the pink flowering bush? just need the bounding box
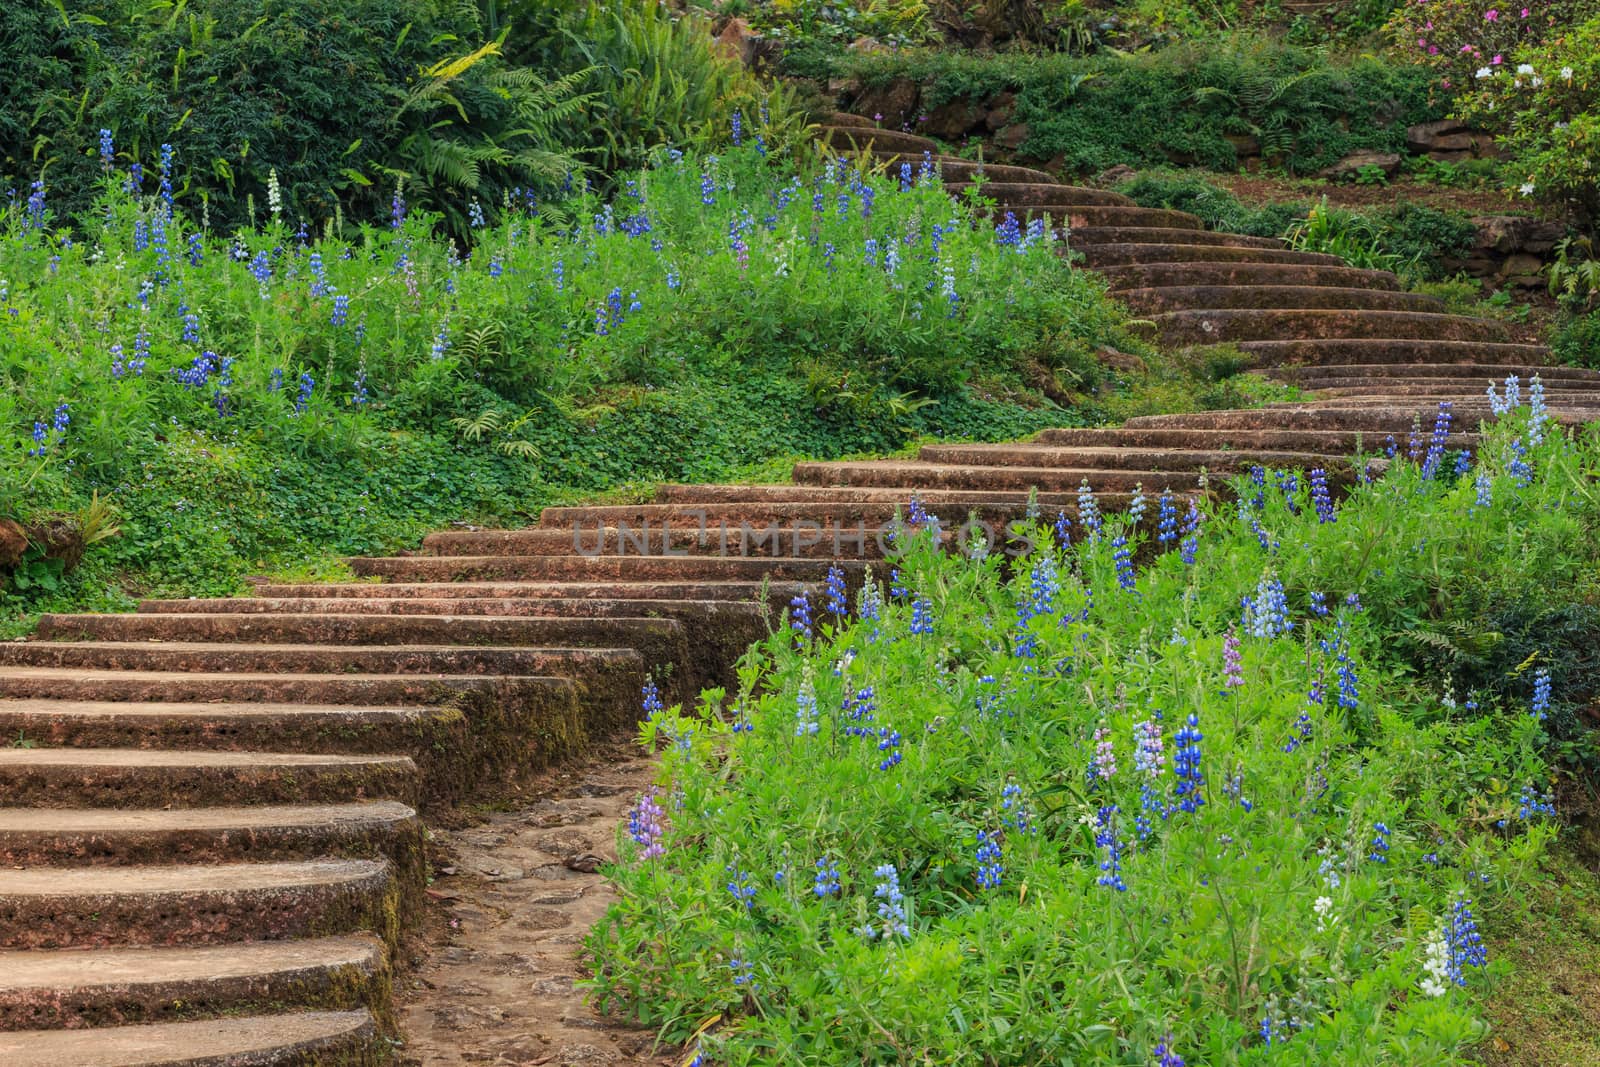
[1384,0,1577,96]
[1455,13,1600,220]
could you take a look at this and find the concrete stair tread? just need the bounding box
[136,597,765,617]
[1114,284,1441,313]
[1070,227,1285,249]
[651,483,1091,502]
[1079,243,1346,267]
[1236,339,1548,365]
[0,933,385,993]
[250,580,801,599]
[10,639,637,656]
[0,748,408,769]
[0,800,415,836]
[1101,262,1400,291]
[0,697,444,721]
[1148,308,1511,344]
[1269,362,1596,380]
[0,857,388,896]
[0,1009,377,1066]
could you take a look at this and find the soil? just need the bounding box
[394,742,678,1067]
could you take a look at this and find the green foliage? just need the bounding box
[1383,0,1583,99]
[0,140,1142,607]
[1288,198,1412,272]
[1549,235,1600,311]
[1453,12,1600,222]
[587,409,1596,1063]
[1115,171,1302,236]
[824,37,1445,174]
[1552,309,1600,368]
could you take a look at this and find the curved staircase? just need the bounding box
[2,117,1599,1063]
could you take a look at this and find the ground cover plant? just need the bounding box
[0,123,1150,617]
[588,393,1598,1064]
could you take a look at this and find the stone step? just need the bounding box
[1122,406,1474,432]
[245,580,804,603]
[1149,309,1512,345]
[1266,362,1600,383]
[1069,227,1285,250]
[917,443,1341,472]
[1079,243,1346,268]
[825,111,876,129]
[1297,377,1600,395]
[0,748,420,809]
[0,801,421,877]
[427,524,891,560]
[1116,285,1442,315]
[0,697,464,759]
[821,125,939,156]
[1272,394,1600,413]
[647,483,1088,505]
[1032,425,1478,451]
[0,935,389,1032]
[846,151,1057,185]
[1236,338,1553,367]
[0,665,576,710]
[347,554,862,584]
[945,182,1132,206]
[998,204,1203,229]
[1101,262,1400,292]
[0,1009,381,1066]
[791,460,1203,493]
[0,859,397,950]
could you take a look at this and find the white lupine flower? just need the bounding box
[1420,925,1451,998]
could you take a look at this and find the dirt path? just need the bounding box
[396,743,677,1067]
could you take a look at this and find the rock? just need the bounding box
[921,99,981,140]
[0,519,27,570]
[1406,119,1473,152]
[1522,221,1567,255]
[847,35,889,54]
[1091,164,1138,188]
[851,77,919,128]
[1224,132,1261,158]
[1470,215,1544,255]
[1097,347,1147,375]
[984,92,1016,132]
[713,18,759,67]
[1497,253,1546,280]
[1316,151,1402,181]
[994,122,1030,151]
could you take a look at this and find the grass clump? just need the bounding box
[589,402,1599,1065]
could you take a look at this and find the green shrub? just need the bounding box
[587,406,1591,1062]
[824,38,1445,175]
[1116,171,1302,236]
[1455,13,1600,224]
[1553,310,1600,368]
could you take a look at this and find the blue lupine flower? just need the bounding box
[269,367,284,393]
[824,563,847,616]
[995,211,1022,247]
[110,343,127,380]
[1260,1009,1288,1046]
[1112,537,1137,593]
[390,184,406,229]
[1128,486,1147,525]
[1153,1034,1186,1067]
[157,143,174,212]
[1309,468,1336,524]
[1156,492,1178,546]
[1369,822,1390,863]
[730,109,743,145]
[1053,510,1072,547]
[99,128,115,169]
[248,250,271,292]
[331,294,349,327]
[292,371,314,416]
[1242,572,1292,638]
[1518,784,1555,820]
[187,231,204,267]
[725,865,757,910]
[1531,666,1550,721]
[813,857,841,897]
[307,252,330,297]
[1309,591,1328,617]
[641,678,664,720]
[181,311,200,345]
[728,956,754,987]
[701,170,717,206]
[975,831,1003,889]
[789,592,813,642]
[876,727,902,770]
[863,864,909,939]
[909,595,934,636]
[1445,894,1488,984]
[175,351,218,390]
[1527,375,1548,446]
[467,199,486,229]
[795,671,819,737]
[1077,480,1102,541]
[860,185,876,219]
[1001,784,1032,833]
[1094,805,1127,891]
[431,321,450,360]
[1173,713,1205,813]
[1422,402,1453,478]
[350,368,369,407]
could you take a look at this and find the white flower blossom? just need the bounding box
[1420,925,1451,998]
[1517,63,1535,75]
[1561,66,1574,81]
[1520,182,1536,196]
[1475,66,1494,79]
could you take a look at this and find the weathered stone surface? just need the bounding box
[1316,151,1403,181]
